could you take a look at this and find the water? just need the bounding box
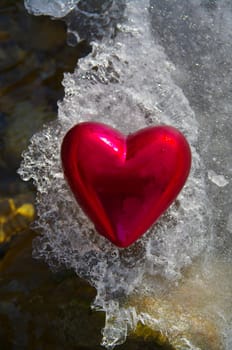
[19,0,232,349]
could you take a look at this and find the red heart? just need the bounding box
[61,122,191,248]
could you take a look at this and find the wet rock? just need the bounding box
[0,44,27,72]
[0,0,88,175]
[0,176,33,196]
[0,232,166,349]
[3,101,56,169]
[0,231,104,349]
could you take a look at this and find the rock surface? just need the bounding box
[0,231,167,349]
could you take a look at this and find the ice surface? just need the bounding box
[64,0,126,45]
[227,214,232,233]
[208,170,229,187]
[20,0,232,349]
[25,0,126,44]
[24,0,80,17]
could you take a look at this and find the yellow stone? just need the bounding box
[16,203,35,219]
[0,194,35,244]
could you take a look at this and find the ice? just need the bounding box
[20,0,232,349]
[208,170,229,187]
[64,1,126,44]
[24,0,80,17]
[24,0,125,44]
[227,214,232,233]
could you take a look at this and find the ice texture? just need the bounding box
[227,214,232,233]
[20,0,232,349]
[25,0,125,44]
[208,170,229,187]
[24,0,80,17]
[64,0,126,44]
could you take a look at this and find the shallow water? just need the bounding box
[4,0,232,349]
